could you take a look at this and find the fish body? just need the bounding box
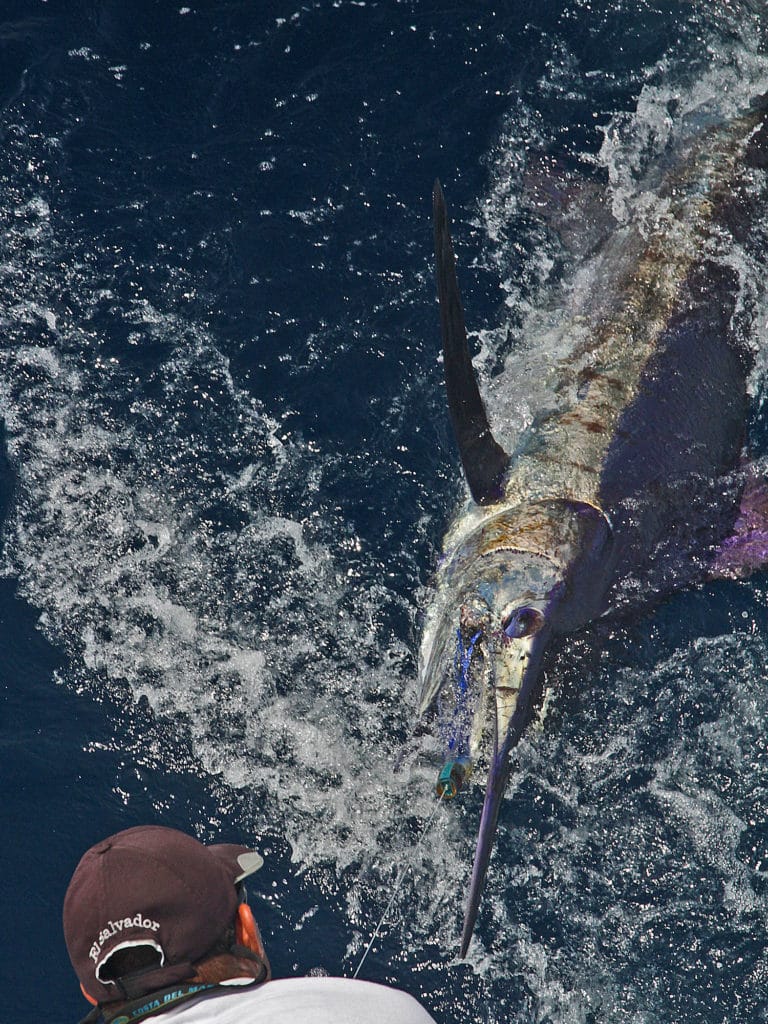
[420,99,768,955]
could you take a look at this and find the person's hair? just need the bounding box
[99,926,270,1010]
[99,944,163,981]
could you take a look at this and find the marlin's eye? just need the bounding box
[502,606,544,639]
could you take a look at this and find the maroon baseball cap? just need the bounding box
[63,825,264,1003]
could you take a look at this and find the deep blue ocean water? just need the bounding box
[3,3,768,1022]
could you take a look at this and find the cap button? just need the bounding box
[94,841,113,855]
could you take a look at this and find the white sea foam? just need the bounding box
[0,124,466,971]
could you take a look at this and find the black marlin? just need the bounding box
[420,97,768,956]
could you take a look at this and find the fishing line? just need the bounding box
[351,790,446,980]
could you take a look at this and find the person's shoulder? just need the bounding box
[291,976,437,1019]
[261,977,438,1023]
[198,974,438,1024]
[165,976,439,1024]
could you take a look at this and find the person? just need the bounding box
[63,825,439,1024]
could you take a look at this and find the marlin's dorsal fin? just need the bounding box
[433,180,509,506]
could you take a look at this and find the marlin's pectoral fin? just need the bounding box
[711,472,768,578]
[433,181,509,506]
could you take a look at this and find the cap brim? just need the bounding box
[209,843,264,883]
[234,850,264,882]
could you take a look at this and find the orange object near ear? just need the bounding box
[236,902,262,955]
[80,982,98,1006]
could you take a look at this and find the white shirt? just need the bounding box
[158,977,439,1024]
